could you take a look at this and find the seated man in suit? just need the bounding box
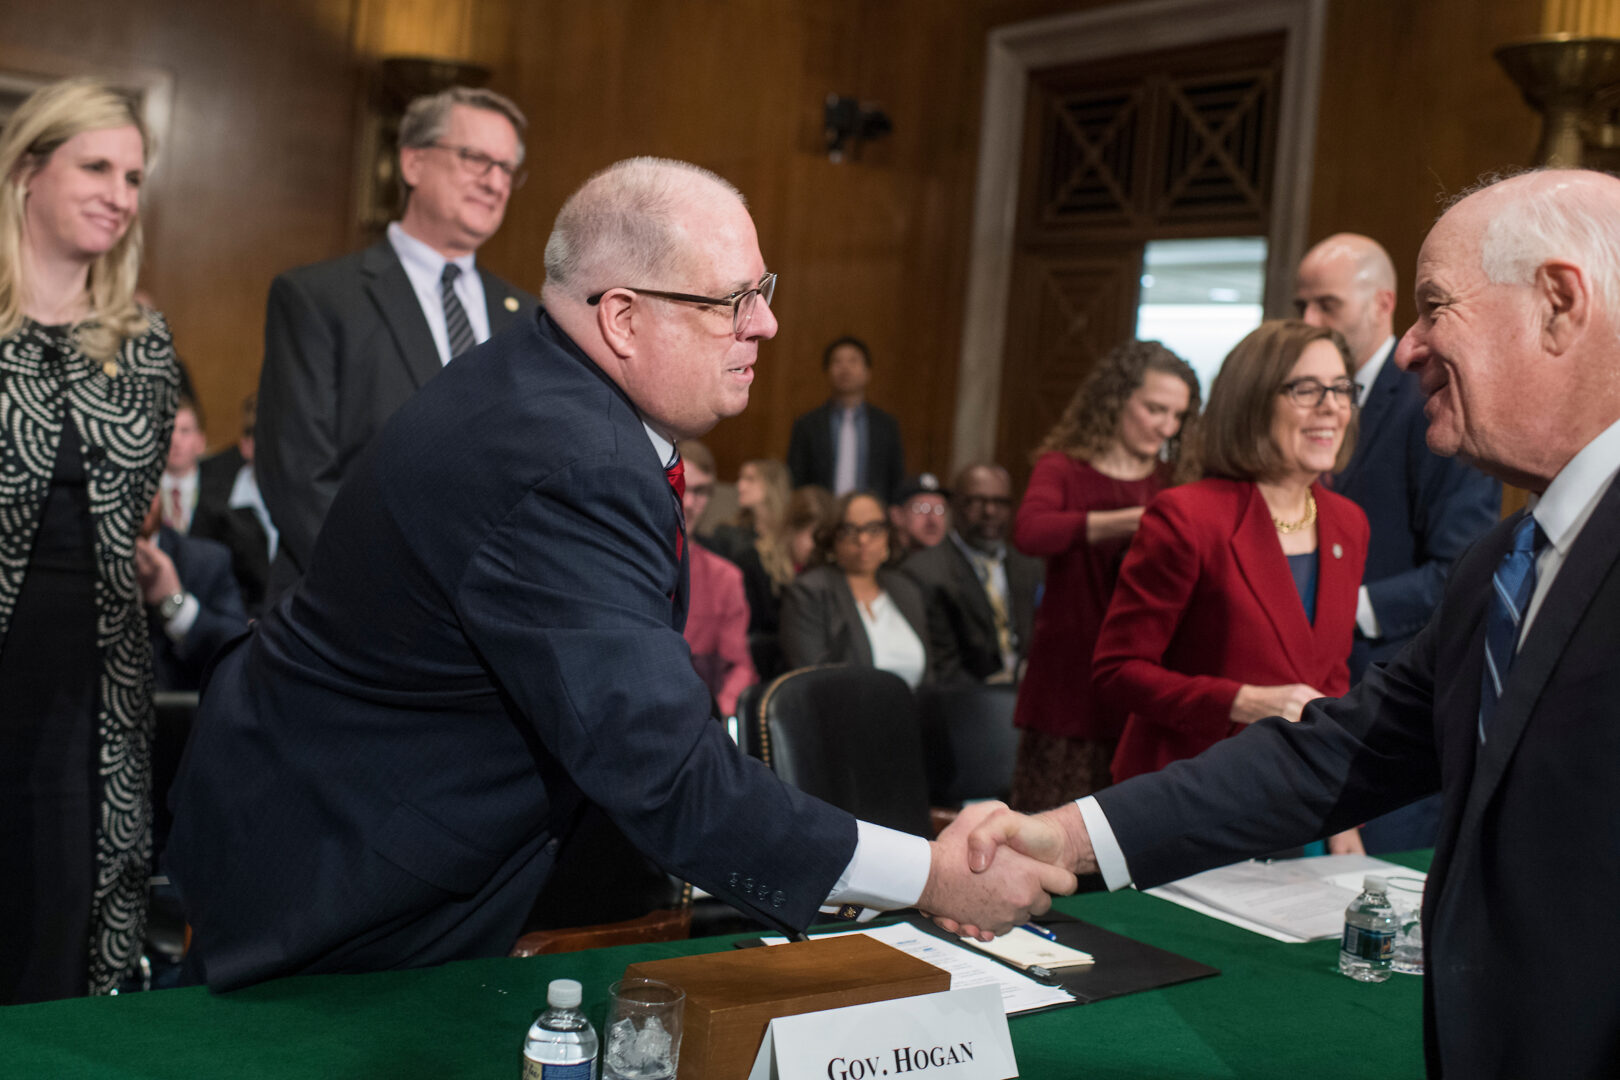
[889,472,950,555]
[902,464,1042,684]
[1294,234,1500,853]
[192,392,276,617]
[786,336,905,502]
[962,169,1620,1079]
[134,495,248,692]
[256,86,538,599]
[157,396,207,533]
[166,157,1071,992]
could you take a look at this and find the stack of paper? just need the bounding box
[1146,854,1427,942]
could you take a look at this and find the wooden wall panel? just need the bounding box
[0,0,1554,486]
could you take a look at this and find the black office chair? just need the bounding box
[733,680,768,760]
[755,665,933,839]
[914,683,1020,809]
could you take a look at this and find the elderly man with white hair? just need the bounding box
[166,157,1073,992]
[962,169,1620,1078]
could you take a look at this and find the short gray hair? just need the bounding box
[543,157,744,294]
[1464,169,1620,319]
[398,86,527,165]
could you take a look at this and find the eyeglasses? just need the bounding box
[959,495,1012,511]
[1280,377,1357,409]
[908,502,947,517]
[428,143,527,190]
[834,521,888,541]
[587,272,777,338]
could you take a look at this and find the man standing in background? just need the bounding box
[1293,232,1499,852]
[787,335,905,502]
[256,86,537,598]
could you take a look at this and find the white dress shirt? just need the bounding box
[856,589,929,690]
[1080,416,1620,891]
[1352,335,1397,640]
[386,222,491,365]
[642,425,930,914]
[159,468,199,533]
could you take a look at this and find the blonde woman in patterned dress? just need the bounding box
[0,78,180,1001]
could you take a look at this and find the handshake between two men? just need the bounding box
[917,802,1095,941]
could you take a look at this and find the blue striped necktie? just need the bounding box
[441,263,477,359]
[1478,514,1546,743]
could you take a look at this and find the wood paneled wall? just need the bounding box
[0,0,1548,482]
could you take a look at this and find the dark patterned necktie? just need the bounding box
[441,263,477,359]
[1478,514,1546,743]
[666,456,685,561]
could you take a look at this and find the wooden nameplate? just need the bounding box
[623,934,950,1079]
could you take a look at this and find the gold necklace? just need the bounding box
[1272,490,1317,534]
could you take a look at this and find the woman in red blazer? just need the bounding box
[1010,341,1202,809]
[1094,321,1369,849]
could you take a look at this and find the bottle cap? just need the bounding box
[547,978,583,1008]
[1363,875,1387,895]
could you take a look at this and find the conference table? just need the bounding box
[0,853,1429,1078]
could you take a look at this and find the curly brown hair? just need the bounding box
[1033,339,1203,479]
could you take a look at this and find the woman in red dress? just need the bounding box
[1009,340,1201,809]
[1094,321,1368,852]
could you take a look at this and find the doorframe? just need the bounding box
[951,0,1328,470]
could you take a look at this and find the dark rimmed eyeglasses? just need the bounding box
[428,143,527,190]
[587,272,777,338]
[834,521,888,542]
[1279,377,1357,409]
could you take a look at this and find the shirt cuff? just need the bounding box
[1077,796,1133,891]
[820,820,932,919]
[1356,586,1382,639]
[164,593,200,642]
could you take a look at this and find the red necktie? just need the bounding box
[665,457,685,561]
[167,486,184,531]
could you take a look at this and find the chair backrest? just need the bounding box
[734,680,768,760]
[758,665,933,839]
[914,683,1020,806]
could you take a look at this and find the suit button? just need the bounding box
[542,838,560,855]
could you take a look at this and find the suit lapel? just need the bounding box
[1335,354,1401,490]
[361,241,442,390]
[833,575,875,667]
[1310,485,1359,657]
[1461,479,1620,826]
[946,543,998,641]
[480,267,526,334]
[1229,483,1316,677]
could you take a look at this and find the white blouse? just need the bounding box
[856,590,927,689]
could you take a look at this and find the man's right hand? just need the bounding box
[916,802,1078,940]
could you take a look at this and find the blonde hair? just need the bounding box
[733,458,794,588]
[0,78,152,359]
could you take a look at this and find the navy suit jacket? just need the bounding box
[1334,355,1499,679]
[257,239,537,594]
[168,312,857,990]
[786,401,905,502]
[148,527,248,692]
[1095,479,1620,1077]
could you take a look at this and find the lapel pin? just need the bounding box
[102,360,120,378]
[504,296,520,312]
[1332,543,1343,559]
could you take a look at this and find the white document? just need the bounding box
[1145,855,1427,942]
[747,983,1016,1080]
[758,922,1075,1015]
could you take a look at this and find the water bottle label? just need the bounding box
[522,1058,594,1079]
[1341,924,1394,962]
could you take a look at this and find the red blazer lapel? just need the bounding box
[1310,482,1361,675]
[1229,482,1316,679]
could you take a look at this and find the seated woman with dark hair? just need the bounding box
[1093,319,1369,852]
[779,491,932,688]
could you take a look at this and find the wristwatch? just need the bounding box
[157,591,187,621]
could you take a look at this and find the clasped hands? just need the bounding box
[917,801,1096,941]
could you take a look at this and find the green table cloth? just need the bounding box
[0,853,1430,1078]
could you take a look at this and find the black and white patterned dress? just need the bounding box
[0,313,180,998]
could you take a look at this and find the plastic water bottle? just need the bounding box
[1339,875,1399,982]
[522,979,600,1079]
